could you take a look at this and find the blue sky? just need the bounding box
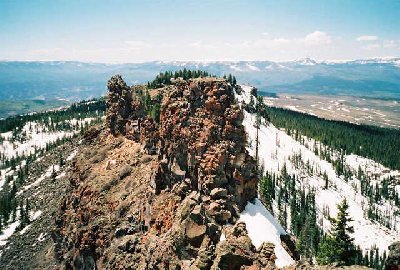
[1,0,399,62]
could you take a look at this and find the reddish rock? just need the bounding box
[54,77,267,270]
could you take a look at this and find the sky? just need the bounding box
[0,0,399,62]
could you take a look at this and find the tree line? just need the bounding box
[147,69,237,88]
[265,106,400,170]
[0,98,105,133]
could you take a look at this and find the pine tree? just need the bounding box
[317,199,357,265]
[255,98,261,171]
[59,154,65,167]
[51,165,57,181]
[150,103,161,124]
[228,74,232,84]
[323,171,329,189]
[232,76,237,85]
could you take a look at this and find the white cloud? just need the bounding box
[303,31,332,46]
[189,40,216,49]
[254,38,290,47]
[356,35,378,41]
[362,44,381,50]
[124,40,152,49]
[4,30,397,63]
[383,40,397,48]
[159,43,177,49]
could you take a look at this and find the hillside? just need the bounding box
[0,100,105,268]
[49,75,297,269]
[238,85,400,269]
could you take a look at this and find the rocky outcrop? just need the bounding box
[155,78,258,211]
[53,76,275,270]
[106,75,132,135]
[106,76,258,214]
[386,241,400,270]
[106,75,146,136]
[213,222,276,270]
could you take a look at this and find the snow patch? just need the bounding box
[19,224,31,235]
[239,199,294,268]
[31,210,42,220]
[37,232,46,242]
[0,220,20,246]
[66,149,78,161]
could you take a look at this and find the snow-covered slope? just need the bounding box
[234,84,294,267]
[236,84,400,256]
[0,117,97,190]
[0,118,94,160]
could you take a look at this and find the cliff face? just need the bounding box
[154,77,257,210]
[105,75,258,212]
[52,76,277,269]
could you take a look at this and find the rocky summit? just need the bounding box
[45,75,384,270]
[50,75,278,269]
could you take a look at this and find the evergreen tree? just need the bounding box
[150,103,161,124]
[317,199,357,265]
[323,171,329,189]
[51,165,57,181]
[59,154,65,167]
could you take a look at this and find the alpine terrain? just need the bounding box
[0,71,399,269]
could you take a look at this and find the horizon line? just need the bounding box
[0,56,399,65]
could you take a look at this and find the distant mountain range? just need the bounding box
[1,58,400,103]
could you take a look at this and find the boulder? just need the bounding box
[184,218,207,247]
[212,222,258,270]
[257,242,276,267]
[210,188,228,199]
[117,236,138,253]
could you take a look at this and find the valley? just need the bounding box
[262,93,400,129]
[1,58,400,118]
[2,1,399,269]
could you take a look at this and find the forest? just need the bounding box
[259,167,388,269]
[250,88,393,268]
[265,106,400,170]
[0,98,106,134]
